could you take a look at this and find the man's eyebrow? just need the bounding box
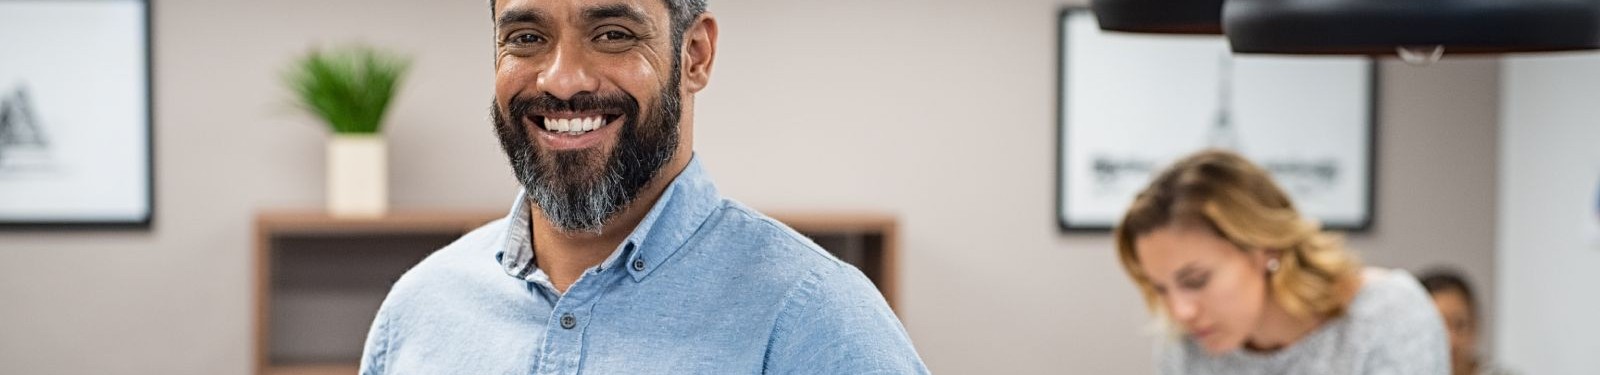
[583,4,649,25]
[497,8,549,28]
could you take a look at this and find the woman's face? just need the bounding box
[1135,225,1271,354]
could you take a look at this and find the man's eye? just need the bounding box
[510,32,544,45]
[596,30,634,41]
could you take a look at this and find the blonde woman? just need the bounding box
[1115,150,1448,374]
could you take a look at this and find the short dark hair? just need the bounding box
[1418,268,1476,312]
[489,0,708,44]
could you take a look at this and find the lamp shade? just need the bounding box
[1226,0,1600,55]
[1091,0,1225,34]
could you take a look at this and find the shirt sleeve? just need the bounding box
[762,264,929,375]
[358,305,393,375]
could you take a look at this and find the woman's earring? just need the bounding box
[1266,258,1280,273]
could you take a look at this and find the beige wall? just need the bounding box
[1349,59,1501,362]
[0,0,1499,373]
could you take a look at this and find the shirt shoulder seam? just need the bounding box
[761,261,834,371]
[722,203,849,269]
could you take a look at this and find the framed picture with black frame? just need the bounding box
[0,0,154,228]
[1055,8,1377,232]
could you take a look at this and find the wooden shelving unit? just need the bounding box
[253,210,899,375]
[253,211,501,375]
[262,363,359,375]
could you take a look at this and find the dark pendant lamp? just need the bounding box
[1225,0,1600,57]
[1091,0,1226,34]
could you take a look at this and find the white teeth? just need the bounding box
[543,116,606,134]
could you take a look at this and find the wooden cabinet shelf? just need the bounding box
[253,211,500,375]
[253,210,898,375]
[263,363,360,375]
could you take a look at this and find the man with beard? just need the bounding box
[357,0,927,374]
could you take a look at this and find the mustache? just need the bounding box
[506,91,639,121]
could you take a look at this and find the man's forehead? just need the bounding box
[494,0,667,21]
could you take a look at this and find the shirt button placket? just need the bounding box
[547,277,608,374]
[542,308,582,374]
[541,246,635,375]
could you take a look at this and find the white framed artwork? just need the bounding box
[1056,8,1375,232]
[0,0,153,227]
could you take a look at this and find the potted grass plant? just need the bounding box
[285,45,410,217]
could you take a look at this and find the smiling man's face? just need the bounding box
[490,0,684,233]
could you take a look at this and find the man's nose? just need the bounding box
[538,42,599,100]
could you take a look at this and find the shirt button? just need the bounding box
[632,258,646,271]
[560,313,576,329]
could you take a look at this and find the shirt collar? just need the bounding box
[497,155,721,283]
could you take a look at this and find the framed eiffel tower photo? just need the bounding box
[1056,8,1376,232]
[0,0,152,228]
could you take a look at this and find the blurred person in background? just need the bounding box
[1419,268,1519,375]
[1115,149,1448,374]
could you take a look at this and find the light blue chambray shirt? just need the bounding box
[359,157,928,374]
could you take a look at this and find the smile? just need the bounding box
[525,112,625,150]
[534,113,620,136]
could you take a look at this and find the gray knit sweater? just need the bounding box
[1158,269,1450,375]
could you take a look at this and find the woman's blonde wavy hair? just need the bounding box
[1115,149,1361,322]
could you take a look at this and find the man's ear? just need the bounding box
[680,13,718,93]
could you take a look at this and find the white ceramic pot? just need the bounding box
[326,134,387,217]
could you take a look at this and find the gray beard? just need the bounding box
[493,77,681,235]
[526,152,630,235]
